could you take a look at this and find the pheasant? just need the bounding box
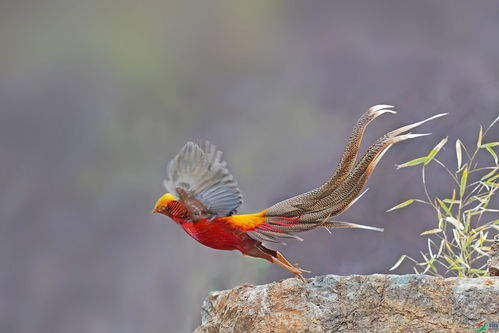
[152,105,445,281]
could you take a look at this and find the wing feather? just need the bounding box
[164,141,242,217]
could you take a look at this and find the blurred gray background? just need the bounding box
[1,0,498,332]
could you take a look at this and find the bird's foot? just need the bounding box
[289,265,311,282]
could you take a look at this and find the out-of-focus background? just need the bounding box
[1,0,498,332]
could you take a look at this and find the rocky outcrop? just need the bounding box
[488,236,499,276]
[195,274,498,333]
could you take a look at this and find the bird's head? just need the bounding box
[152,193,177,216]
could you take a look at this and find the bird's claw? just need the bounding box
[290,265,311,282]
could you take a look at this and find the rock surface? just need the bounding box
[488,236,499,276]
[194,274,498,333]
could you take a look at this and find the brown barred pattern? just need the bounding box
[167,201,189,219]
[248,107,446,244]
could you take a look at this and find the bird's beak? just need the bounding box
[152,208,160,214]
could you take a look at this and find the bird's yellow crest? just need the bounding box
[152,193,177,213]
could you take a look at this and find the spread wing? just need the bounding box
[164,141,243,219]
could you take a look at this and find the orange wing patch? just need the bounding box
[221,210,268,231]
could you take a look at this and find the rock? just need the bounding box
[488,236,499,276]
[194,274,498,333]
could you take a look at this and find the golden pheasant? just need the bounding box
[153,105,445,281]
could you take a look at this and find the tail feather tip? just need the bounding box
[370,104,397,115]
[370,104,394,111]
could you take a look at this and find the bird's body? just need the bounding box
[173,214,259,251]
[153,105,445,281]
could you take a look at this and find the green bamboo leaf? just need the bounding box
[464,210,473,232]
[463,234,476,248]
[482,144,497,165]
[437,240,444,257]
[389,255,407,271]
[460,167,468,198]
[446,216,464,230]
[481,142,499,147]
[442,199,460,204]
[479,231,486,245]
[472,246,488,257]
[422,263,432,274]
[396,157,427,169]
[425,137,448,165]
[477,125,483,148]
[444,256,460,269]
[485,181,499,188]
[455,139,462,170]
[480,168,497,181]
[438,217,444,230]
[386,199,415,212]
[427,238,434,257]
[457,257,471,269]
[420,228,443,236]
[437,199,453,216]
[488,172,499,182]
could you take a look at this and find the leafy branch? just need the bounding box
[388,115,499,277]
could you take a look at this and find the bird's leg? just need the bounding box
[275,251,311,274]
[255,243,311,282]
[241,244,310,282]
[275,250,293,267]
[270,257,307,282]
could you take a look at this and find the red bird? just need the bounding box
[153,105,445,281]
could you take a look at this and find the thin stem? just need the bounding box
[483,115,499,137]
[434,158,459,184]
[422,166,437,210]
[469,166,498,174]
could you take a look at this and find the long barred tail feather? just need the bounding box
[323,221,384,232]
[248,106,446,243]
[266,105,398,218]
